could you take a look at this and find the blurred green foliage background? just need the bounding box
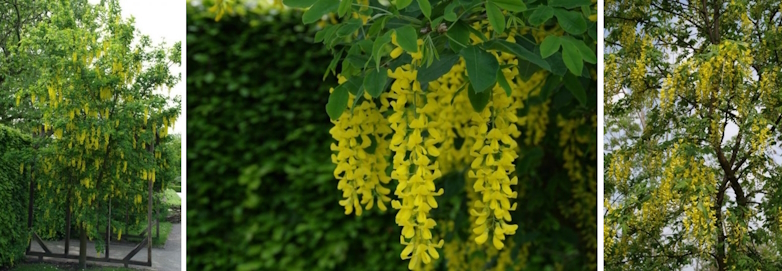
[186,4,402,270]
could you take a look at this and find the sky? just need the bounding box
[87,0,187,135]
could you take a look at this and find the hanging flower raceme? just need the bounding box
[385,64,446,270]
[681,156,717,255]
[467,87,519,250]
[330,75,393,215]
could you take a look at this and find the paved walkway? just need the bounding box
[27,223,181,271]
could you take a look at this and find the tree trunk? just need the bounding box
[79,225,87,269]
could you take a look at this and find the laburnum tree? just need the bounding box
[210,0,598,269]
[12,0,181,268]
[605,0,782,270]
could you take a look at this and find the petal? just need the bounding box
[492,236,505,250]
[475,231,489,245]
[401,244,415,259]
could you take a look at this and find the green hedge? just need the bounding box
[186,6,402,270]
[0,125,31,267]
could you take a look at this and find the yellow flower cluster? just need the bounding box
[518,101,549,146]
[629,37,648,93]
[604,55,621,111]
[691,41,753,116]
[325,19,588,270]
[386,63,446,270]
[619,22,637,49]
[330,76,393,216]
[608,151,631,190]
[759,70,779,103]
[467,87,520,250]
[724,209,748,249]
[778,207,782,234]
[750,119,770,154]
[681,157,717,254]
[557,115,597,267]
[604,199,617,256]
[427,60,471,173]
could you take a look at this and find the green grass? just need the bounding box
[125,222,173,247]
[8,263,139,270]
[163,189,180,207]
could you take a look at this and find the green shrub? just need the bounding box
[0,125,31,267]
[186,5,402,271]
[163,189,180,207]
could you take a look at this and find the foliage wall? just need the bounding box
[0,125,31,267]
[189,0,597,270]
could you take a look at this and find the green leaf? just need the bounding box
[562,72,586,106]
[544,52,568,76]
[397,0,413,9]
[363,67,389,98]
[540,35,561,59]
[372,31,393,70]
[367,16,389,37]
[323,25,343,48]
[283,0,318,8]
[418,0,432,19]
[336,20,362,37]
[482,39,551,71]
[338,0,352,17]
[395,25,419,53]
[539,73,562,100]
[528,6,554,26]
[315,25,334,43]
[491,0,526,12]
[561,40,583,76]
[303,0,341,24]
[342,76,363,95]
[573,39,596,64]
[447,21,470,52]
[417,53,460,84]
[497,69,512,97]
[460,45,499,93]
[516,59,542,81]
[458,0,478,7]
[432,16,444,28]
[323,48,344,80]
[549,0,591,9]
[444,2,459,21]
[465,23,489,42]
[326,85,349,119]
[345,55,370,68]
[552,9,586,34]
[356,39,374,53]
[351,87,365,113]
[486,2,505,34]
[467,83,491,112]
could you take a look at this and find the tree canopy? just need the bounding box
[604,0,782,270]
